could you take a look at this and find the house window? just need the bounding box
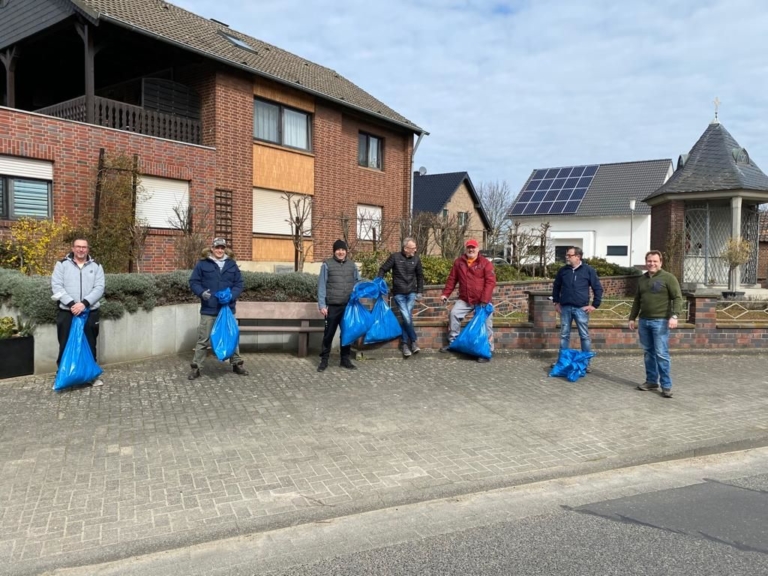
[458,212,468,226]
[358,132,382,170]
[253,188,312,236]
[0,177,51,219]
[606,245,628,256]
[254,98,311,151]
[136,176,190,229]
[357,204,382,241]
[442,208,448,219]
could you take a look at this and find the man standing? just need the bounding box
[188,237,249,380]
[552,246,603,371]
[440,239,496,363]
[377,237,425,358]
[51,238,106,386]
[317,239,361,372]
[629,250,683,398]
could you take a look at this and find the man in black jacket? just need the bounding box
[552,246,603,370]
[377,237,425,358]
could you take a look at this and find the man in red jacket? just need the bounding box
[440,239,497,362]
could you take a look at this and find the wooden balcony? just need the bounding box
[35,96,201,145]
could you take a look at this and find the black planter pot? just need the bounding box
[722,291,746,300]
[0,336,34,379]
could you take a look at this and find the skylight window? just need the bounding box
[219,31,257,54]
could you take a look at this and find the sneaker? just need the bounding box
[636,382,659,391]
[586,366,592,374]
[439,345,452,353]
[92,378,104,387]
[340,359,357,370]
[188,364,201,380]
[232,363,249,376]
[402,343,412,358]
[317,360,328,372]
[660,389,673,398]
[410,343,421,354]
[477,357,491,363]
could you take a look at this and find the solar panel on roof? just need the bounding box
[511,165,599,216]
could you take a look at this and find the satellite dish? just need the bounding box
[418,166,427,176]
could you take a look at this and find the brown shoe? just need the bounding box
[636,382,659,391]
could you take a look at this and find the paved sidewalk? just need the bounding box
[1,351,768,575]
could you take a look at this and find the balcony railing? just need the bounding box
[35,96,201,145]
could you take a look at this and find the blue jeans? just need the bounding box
[393,293,418,345]
[559,306,592,353]
[638,318,672,390]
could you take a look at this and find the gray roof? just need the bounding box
[645,122,768,200]
[68,0,422,132]
[413,171,491,229]
[509,159,673,219]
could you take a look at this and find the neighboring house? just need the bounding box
[507,160,673,267]
[0,0,424,273]
[412,171,491,255]
[644,120,768,290]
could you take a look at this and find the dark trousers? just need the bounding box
[56,308,100,365]
[320,304,351,361]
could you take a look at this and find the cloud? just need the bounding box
[174,0,768,192]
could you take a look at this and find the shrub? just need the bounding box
[1,217,72,275]
[583,257,641,277]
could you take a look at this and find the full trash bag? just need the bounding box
[211,288,239,361]
[448,303,494,359]
[549,349,596,382]
[364,297,402,344]
[341,280,376,346]
[53,309,103,391]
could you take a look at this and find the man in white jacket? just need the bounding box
[51,238,105,386]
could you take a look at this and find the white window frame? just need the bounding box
[253,188,312,236]
[136,176,189,229]
[357,204,382,241]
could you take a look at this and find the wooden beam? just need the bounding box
[75,22,95,124]
[0,45,19,108]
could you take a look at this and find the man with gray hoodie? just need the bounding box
[51,237,106,386]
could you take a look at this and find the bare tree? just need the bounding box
[507,220,540,273]
[283,193,312,272]
[408,211,437,256]
[477,180,515,256]
[434,213,472,260]
[168,203,213,269]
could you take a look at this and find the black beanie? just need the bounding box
[333,239,348,252]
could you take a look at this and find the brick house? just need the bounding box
[0,0,425,273]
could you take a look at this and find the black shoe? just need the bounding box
[317,360,328,372]
[660,388,673,398]
[477,357,491,363]
[232,362,249,376]
[636,382,660,391]
[340,359,357,370]
[188,363,200,380]
[410,343,421,354]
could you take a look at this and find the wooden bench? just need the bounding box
[236,302,324,357]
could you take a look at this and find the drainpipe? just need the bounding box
[409,131,427,232]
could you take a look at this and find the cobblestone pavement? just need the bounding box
[1,351,768,575]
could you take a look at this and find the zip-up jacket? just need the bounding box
[318,257,360,308]
[189,250,244,316]
[442,254,496,305]
[52,253,105,310]
[377,251,424,295]
[552,262,603,308]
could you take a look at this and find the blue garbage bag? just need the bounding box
[373,276,389,296]
[215,287,232,304]
[340,280,376,346]
[53,309,103,391]
[364,297,402,344]
[211,305,239,361]
[549,349,596,382]
[448,303,494,359]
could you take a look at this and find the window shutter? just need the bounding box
[357,204,382,240]
[253,189,312,235]
[11,179,50,218]
[0,155,53,180]
[136,176,189,229]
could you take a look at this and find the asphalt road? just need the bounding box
[50,447,768,576]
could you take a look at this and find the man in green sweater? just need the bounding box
[628,250,683,398]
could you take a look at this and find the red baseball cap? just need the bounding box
[465,239,479,248]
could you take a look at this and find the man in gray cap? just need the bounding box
[188,237,249,379]
[317,239,360,372]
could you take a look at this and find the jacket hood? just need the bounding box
[200,247,236,261]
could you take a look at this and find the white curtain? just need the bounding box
[283,109,309,149]
[254,100,279,142]
[368,136,380,168]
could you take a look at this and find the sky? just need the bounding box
[173,0,768,196]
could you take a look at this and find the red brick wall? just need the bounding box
[650,200,685,256]
[313,104,413,260]
[0,107,216,273]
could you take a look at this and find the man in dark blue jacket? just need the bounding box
[188,237,249,380]
[552,247,603,370]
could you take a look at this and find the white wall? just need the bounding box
[513,214,651,267]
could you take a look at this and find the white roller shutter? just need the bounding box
[0,155,53,180]
[136,176,189,229]
[253,188,311,235]
[357,204,382,240]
